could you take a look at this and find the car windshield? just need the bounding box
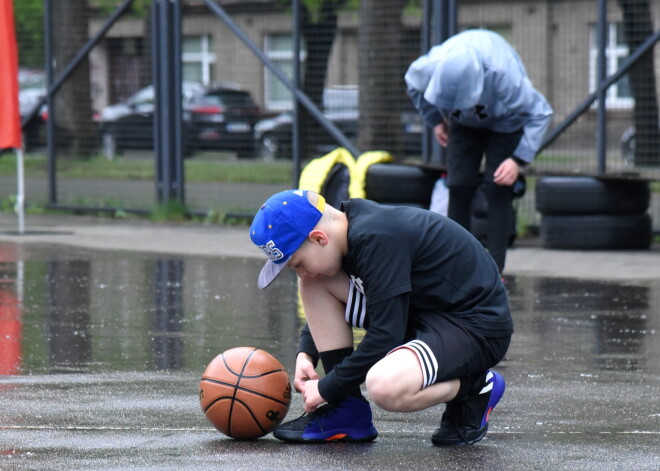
[201,91,255,108]
[125,82,203,107]
[129,86,155,106]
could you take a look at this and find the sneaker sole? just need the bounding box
[274,427,378,444]
[481,370,505,428]
[431,424,488,447]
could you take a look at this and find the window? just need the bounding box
[589,23,633,108]
[183,35,215,86]
[264,34,306,110]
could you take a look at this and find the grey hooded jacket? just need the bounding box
[405,29,553,163]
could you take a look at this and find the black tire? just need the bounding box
[535,176,650,215]
[365,164,441,205]
[540,213,652,250]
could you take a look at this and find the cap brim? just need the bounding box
[257,259,288,289]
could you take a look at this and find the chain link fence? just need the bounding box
[9,0,660,232]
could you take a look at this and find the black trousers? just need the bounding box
[445,124,523,272]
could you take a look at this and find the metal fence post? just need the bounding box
[153,0,185,206]
[596,0,607,174]
[44,0,56,205]
[426,0,455,167]
[292,0,301,187]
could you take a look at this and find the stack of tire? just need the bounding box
[365,163,518,246]
[535,176,652,250]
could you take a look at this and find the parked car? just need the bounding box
[254,87,359,161]
[186,85,262,157]
[98,81,205,160]
[254,86,424,160]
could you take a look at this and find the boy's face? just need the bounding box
[287,234,342,280]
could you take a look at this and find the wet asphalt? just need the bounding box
[0,213,659,471]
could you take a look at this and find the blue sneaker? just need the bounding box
[272,396,378,443]
[432,370,505,446]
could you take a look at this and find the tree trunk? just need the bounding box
[357,0,408,157]
[300,0,348,159]
[52,0,96,158]
[617,0,660,166]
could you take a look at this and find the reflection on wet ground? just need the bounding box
[506,276,658,377]
[0,242,658,470]
[0,243,656,378]
[0,243,302,376]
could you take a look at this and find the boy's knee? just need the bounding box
[365,370,390,409]
[366,368,406,411]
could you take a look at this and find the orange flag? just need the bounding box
[0,0,21,150]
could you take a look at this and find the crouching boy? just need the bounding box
[249,189,512,446]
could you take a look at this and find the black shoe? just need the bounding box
[272,396,378,443]
[432,370,505,446]
[439,398,461,429]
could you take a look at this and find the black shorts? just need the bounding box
[345,277,511,389]
[446,123,523,187]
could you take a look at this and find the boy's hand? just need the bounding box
[301,379,325,413]
[293,352,319,393]
[493,157,520,186]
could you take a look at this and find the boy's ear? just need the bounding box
[308,229,329,246]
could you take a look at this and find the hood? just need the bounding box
[405,46,484,111]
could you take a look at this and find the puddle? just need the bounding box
[505,276,659,376]
[0,243,301,375]
[0,243,658,378]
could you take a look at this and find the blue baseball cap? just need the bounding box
[250,189,326,289]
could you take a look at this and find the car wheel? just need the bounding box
[535,176,650,215]
[620,125,636,167]
[259,134,280,161]
[102,132,119,161]
[540,213,652,250]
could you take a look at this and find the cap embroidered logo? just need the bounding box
[259,240,284,262]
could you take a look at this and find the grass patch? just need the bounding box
[0,152,293,185]
[185,158,292,184]
[150,200,188,222]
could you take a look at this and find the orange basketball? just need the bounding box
[199,347,291,440]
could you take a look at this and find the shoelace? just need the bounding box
[285,402,339,428]
[308,402,341,422]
